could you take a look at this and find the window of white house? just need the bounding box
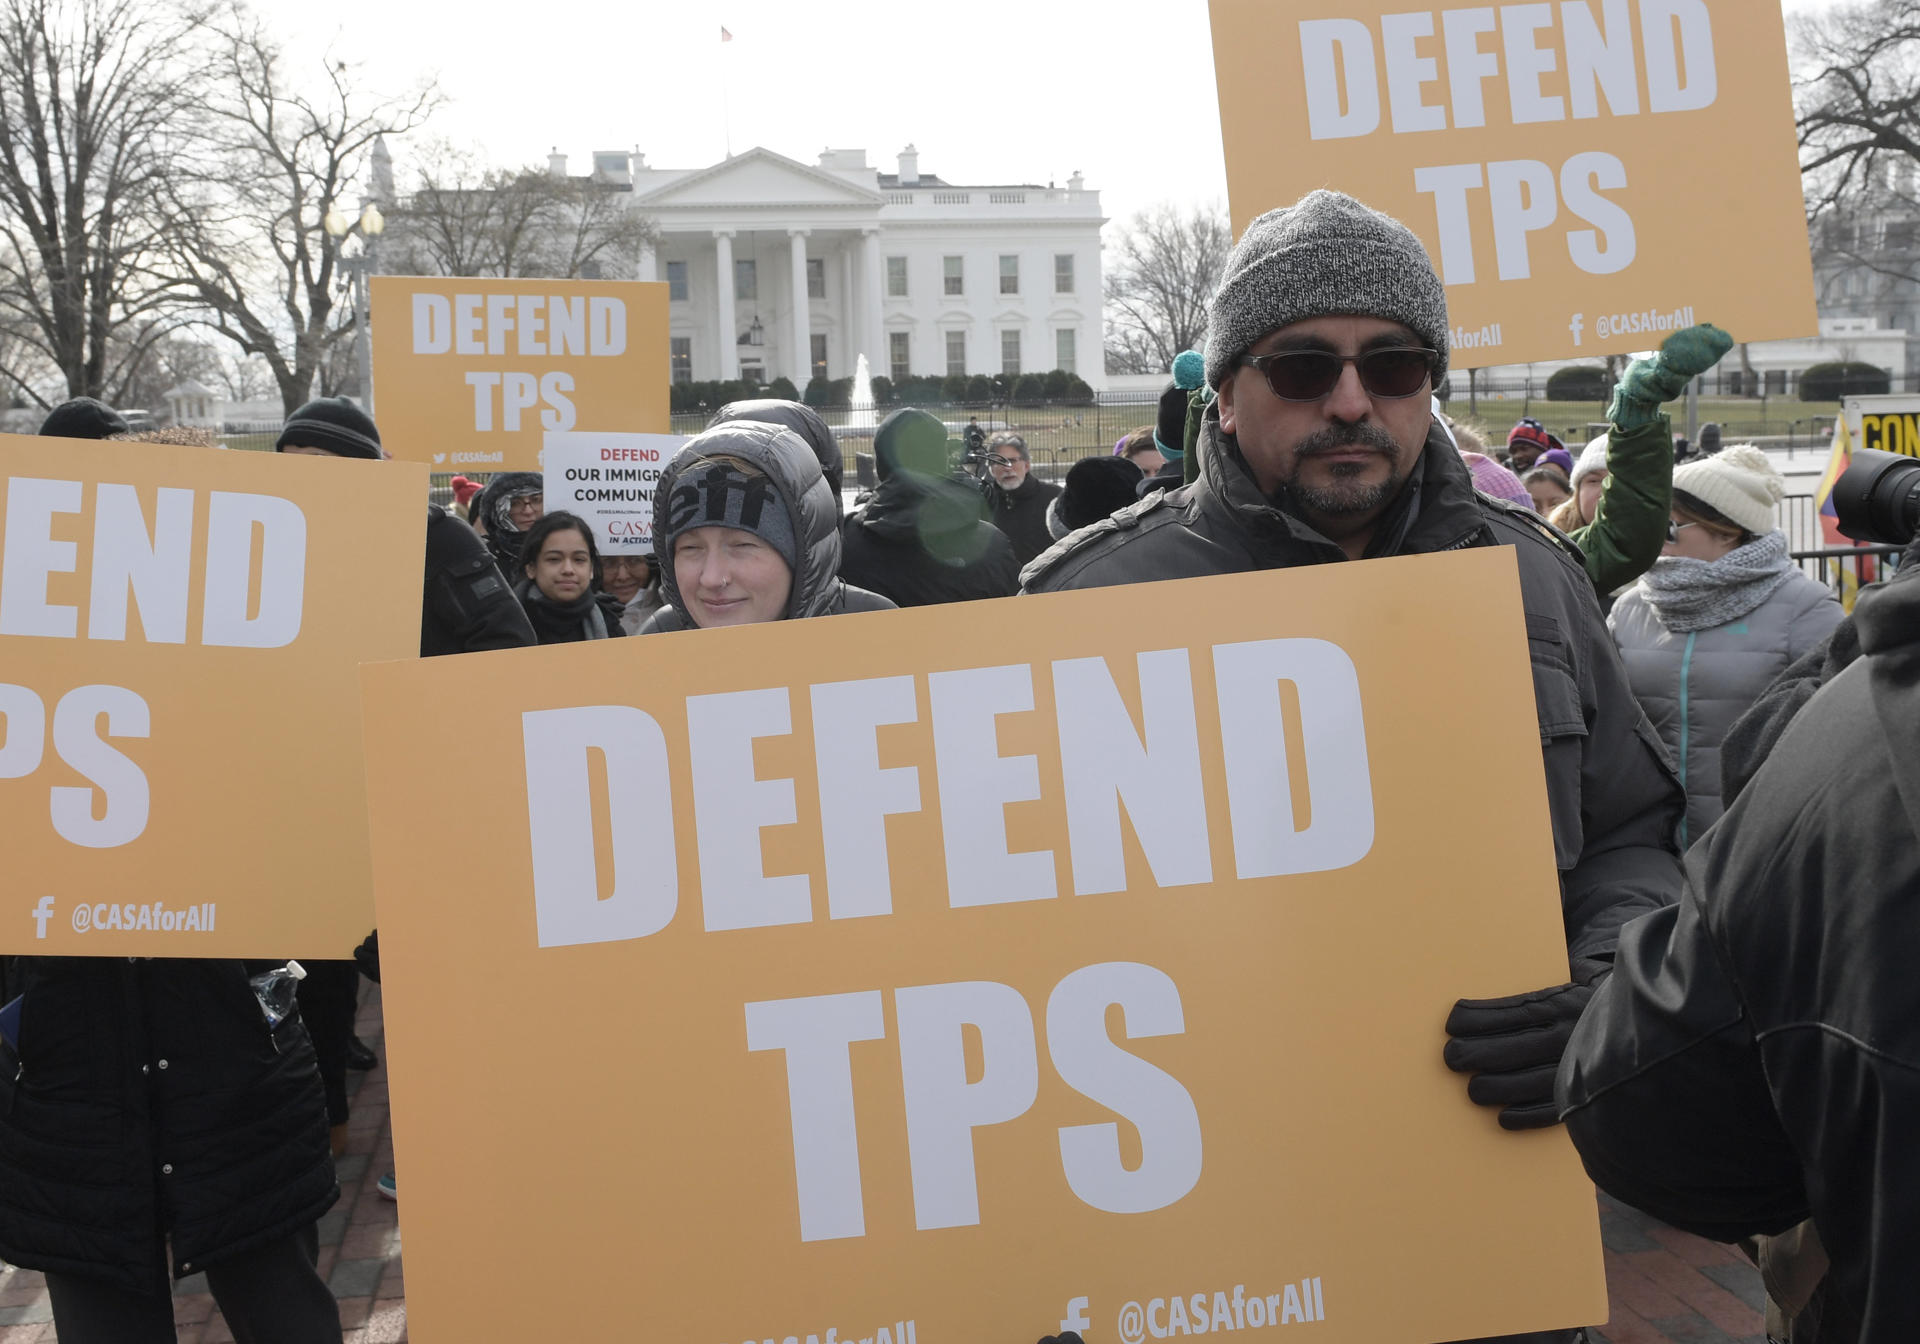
[666,261,688,302]
[810,333,828,381]
[1054,254,1074,294]
[670,337,691,384]
[1001,329,1021,375]
[946,330,966,377]
[889,331,910,381]
[943,255,964,296]
[1055,328,1076,374]
[807,259,825,300]
[735,259,757,301]
[999,255,1019,295]
[887,256,908,297]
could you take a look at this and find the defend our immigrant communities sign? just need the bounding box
[370,276,670,472]
[0,434,425,955]
[359,549,1606,1343]
[543,431,688,553]
[1207,0,1817,368]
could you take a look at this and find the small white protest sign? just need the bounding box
[543,431,684,554]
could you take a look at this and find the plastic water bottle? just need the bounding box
[249,961,307,1029]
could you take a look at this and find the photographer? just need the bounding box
[1558,450,1920,1341]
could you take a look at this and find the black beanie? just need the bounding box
[1050,455,1145,538]
[872,407,948,480]
[276,396,383,459]
[39,397,129,440]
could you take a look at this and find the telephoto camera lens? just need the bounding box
[1831,448,1920,546]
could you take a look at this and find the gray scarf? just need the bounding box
[1637,530,1795,632]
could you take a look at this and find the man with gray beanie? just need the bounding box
[1026,190,1686,1344]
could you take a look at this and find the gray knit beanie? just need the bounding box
[1205,190,1450,390]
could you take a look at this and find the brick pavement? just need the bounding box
[0,987,1768,1344]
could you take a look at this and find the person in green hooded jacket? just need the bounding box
[1550,324,1733,599]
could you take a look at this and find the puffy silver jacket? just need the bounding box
[638,419,894,632]
[1609,568,1843,846]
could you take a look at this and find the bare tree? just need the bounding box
[387,140,655,279]
[1103,201,1231,376]
[160,6,437,415]
[0,0,211,407]
[1796,1,1920,220]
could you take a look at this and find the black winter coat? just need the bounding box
[986,473,1063,567]
[0,958,338,1292]
[839,474,1018,608]
[421,504,536,656]
[514,581,628,644]
[1558,567,1920,1343]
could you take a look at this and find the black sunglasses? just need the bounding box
[1236,346,1438,402]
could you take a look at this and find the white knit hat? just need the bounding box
[1570,435,1610,491]
[1672,444,1783,537]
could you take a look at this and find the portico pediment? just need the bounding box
[634,147,885,211]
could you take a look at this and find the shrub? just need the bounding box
[964,374,994,403]
[1798,361,1891,400]
[1012,373,1048,403]
[941,374,970,401]
[868,374,893,405]
[803,376,834,407]
[766,376,799,401]
[1545,365,1610,400]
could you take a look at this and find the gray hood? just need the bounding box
[708,399,844,517]
[652,420,845,623]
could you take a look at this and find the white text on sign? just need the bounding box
[410,294,628,434]
[1302,1,1717,284]
[0,476,311,849]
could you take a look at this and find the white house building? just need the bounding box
[574,145,1107,390]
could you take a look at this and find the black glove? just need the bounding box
[1443,959,1607,1130]
[353,929,381,983]
[1036,1335,1085,1344]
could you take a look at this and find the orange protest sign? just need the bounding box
[370,276,669,471]
[360,548,1606,1342]
[0,434,425,955]
[1208,0,1815,367]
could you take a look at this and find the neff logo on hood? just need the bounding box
[667,464,774,535]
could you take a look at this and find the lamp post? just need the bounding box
[324,201,386,413]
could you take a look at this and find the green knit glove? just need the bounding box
[1607,323,1734,430]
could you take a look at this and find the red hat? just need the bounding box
[450,475,483,509]
[1507,417,1563,453]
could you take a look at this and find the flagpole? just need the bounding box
[721,25,733,158]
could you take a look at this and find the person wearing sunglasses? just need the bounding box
[1026,191,1686,1339]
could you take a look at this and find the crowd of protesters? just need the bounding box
[0,185,1909,1344]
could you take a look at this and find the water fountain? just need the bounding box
[848,353,876,435]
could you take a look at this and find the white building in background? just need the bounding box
[570,144,1107,390]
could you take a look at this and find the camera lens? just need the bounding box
[1832,448,1920,546]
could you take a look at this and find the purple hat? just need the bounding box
[1461,452,1534,509]
[1537,446,1575,476]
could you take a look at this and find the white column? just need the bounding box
[636,236,658,284]
[860,228,884,369]
[788,229,812,384]
[713,230,738,380]
[839,244,857,374]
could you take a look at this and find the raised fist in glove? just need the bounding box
[1443,959,1609,1130]
[1607,322,1734,430]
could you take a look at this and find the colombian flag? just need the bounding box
[1814,415,1874,607]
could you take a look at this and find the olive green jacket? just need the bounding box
[1563,415,1673,596]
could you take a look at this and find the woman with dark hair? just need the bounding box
[514,511,627,644]
[1609,445,1843,845]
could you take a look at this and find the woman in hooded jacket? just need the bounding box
[638,421,895,633]
[471,471,543,576]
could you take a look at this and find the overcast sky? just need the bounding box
[273,0,1850,231]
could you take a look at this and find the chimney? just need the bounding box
[1068,170,1085,192]
[548,148,567,179]
[898,144,920,186]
